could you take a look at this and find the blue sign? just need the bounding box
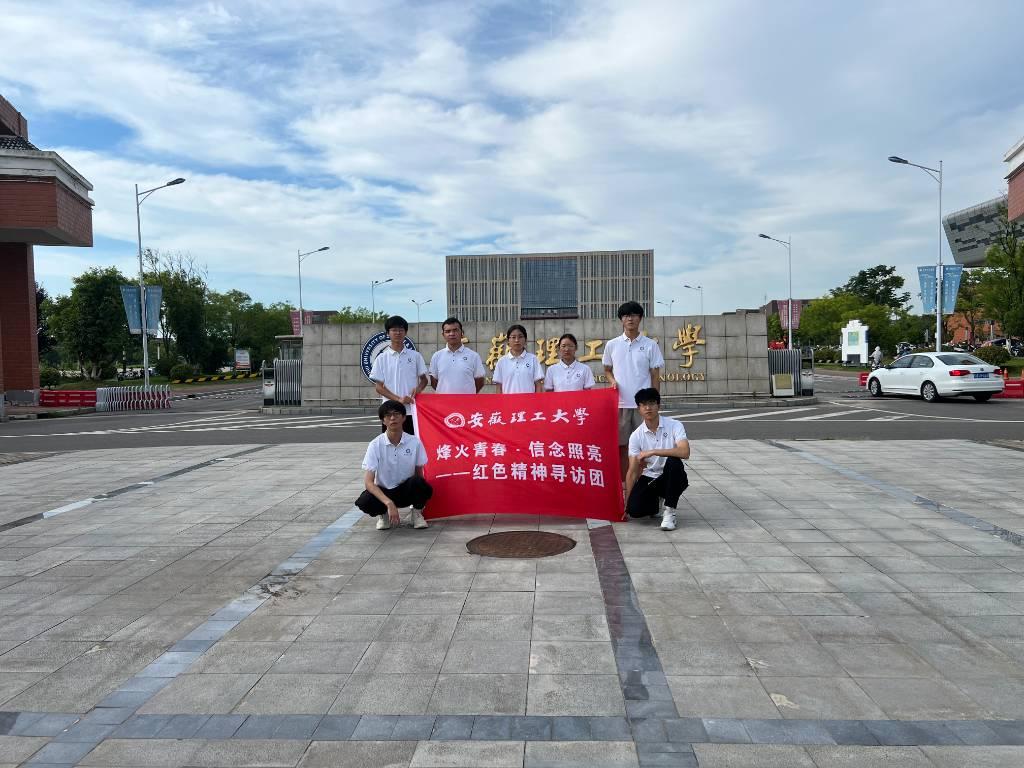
[941,264,963,315]
[120,285,163,335]
[360,332,417,381]
[918,266,936,314]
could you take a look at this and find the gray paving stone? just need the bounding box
[272,714,322,739]
[692,743,816,767]
[233,714,280,739]
[299,740,417,767]
[391,715,436,741]
[23,740,96,765]
[807,745,936,767]
[472,715,513,740]
[510,716,552,741]
[351,715,398,740]
[429,674,527,715]
[411,739,524,767]
[190,738,310,766]
[552,716,591,741]
[309,714,359,741]
[702,719,751,744]
[153,714,210,739]
[528,675,625,716]
[525,740,638,767]
[194,714,247,739]
[663,718,707,743]
[921,745,1024,767]
[431,715,476,740]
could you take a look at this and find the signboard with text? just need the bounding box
[120,285,162,336]
[415,388,622,521]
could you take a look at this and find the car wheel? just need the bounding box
[868,378,882,397]
[973,393,992,402]
[921,381,940,402]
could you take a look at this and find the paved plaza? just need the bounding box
[1,439,1023,766]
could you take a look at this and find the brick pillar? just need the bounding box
[0,243,39,393]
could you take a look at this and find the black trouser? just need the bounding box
[355,476,433,517]
[626,457,688,518]
[380,416,415,436]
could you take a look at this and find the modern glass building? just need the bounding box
[446,250,653,322]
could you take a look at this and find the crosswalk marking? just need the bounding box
[790,409,861,421]
[660,408,747,420]
[703,407,819,422]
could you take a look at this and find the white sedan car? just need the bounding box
[867,352,1005,402]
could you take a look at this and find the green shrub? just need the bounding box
[39,366,62,388]
[155,356,177,378]
[170,363,196,381]
[974,345,1011,366]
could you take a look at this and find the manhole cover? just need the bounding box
[466,531,576,559]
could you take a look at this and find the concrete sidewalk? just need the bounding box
[1,440,1023,767]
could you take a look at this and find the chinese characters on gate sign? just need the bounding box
[433,405,605,488]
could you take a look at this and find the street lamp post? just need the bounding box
[682,284,704,316]
[297,246,330,336]
[889,155,943,352]
[656,299,675,316]
[371,278,394,320]
[135,177,185,391]
[757,234,793,349]
[411,298,433,325]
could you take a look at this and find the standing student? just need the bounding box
[356,401,433,530]
[493,324,544,394]
[625,387,689,531]
[368,315,429,435]
[602,301,665,479]
[429,317,486,394]
[544,333,596,392]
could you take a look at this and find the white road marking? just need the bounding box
[704,407,819,422]
[790,409,862,421]
[660,409,749,420]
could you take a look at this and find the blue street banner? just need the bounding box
[941,264,963,315]
[120,285,163,335]
[918,266,936,314]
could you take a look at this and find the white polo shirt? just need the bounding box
[429,345,486,394]
[544,360,596,392]
[493,351,544,394]
[628,416,688,479]
[602,333,666,408]
[368,346,428,415]
[362,432,428,489]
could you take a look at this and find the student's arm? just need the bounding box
[475,377,485,393]
[374,380,411,404]
[534,379,544,393]
[414,464,426,479]
[638,439,690,462]
[624,454,643,500]
[603,365,617,389]
[474,354,486,392]
[364,469,400,524]
[649,368,661,394]
[414,374,428,398]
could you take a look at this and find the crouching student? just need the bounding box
[625,387,690,531]
[356,401,432,530]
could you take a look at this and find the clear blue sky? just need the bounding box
[4,0,1023,320]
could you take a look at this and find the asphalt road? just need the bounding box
[3,375,1023,451]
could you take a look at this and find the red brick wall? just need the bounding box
[0,178,59,229]
[0,94,29,138]
[0,178,93,246]
[0,243,39,392]
[1009,169,1024,223]
[56,181,93,246]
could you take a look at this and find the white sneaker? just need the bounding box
[375,515,391,531]
[411,509,429,529]
[660,507,677,531]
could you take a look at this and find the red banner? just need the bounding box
[415,388,623,521]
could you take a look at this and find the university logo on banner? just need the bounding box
[415,388,623,522]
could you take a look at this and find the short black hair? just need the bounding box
[378,400,407,420]
[506,324,528,340]
[558,333,578,347]
[634,387,661,406]
[442,316,463,331]
[617,301,645,319]
[385,315,409,332]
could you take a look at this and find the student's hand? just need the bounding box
[401,395,415,404]
[386,501,401,525]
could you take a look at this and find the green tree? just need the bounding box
[978,204,1024,339]
[144,249,221,369]
[949,269,987,345]
[328,306,386,324]
[766,313,783,343]
[831,265,911,313]
[48,267,132,379]
[36,282,58,364]
[798,293,863,345]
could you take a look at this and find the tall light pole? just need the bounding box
[136,177,185,391]
[371,278,394,320]
[889,155,943,352]
[682,284,704,316]
[758,234,793,350]
[656,299,675,316]
[411,298,432,324]
[297,246,330,336]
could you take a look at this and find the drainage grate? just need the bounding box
[466,531,576,559]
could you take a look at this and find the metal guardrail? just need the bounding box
[96,385,172,412]
[273,359,302,405]
[768,349,803,394]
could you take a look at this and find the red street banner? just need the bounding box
[415,388,623,521]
